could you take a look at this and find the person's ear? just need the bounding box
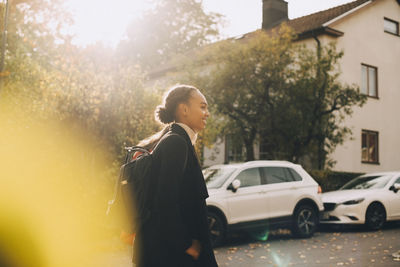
[182,103,189,116]
[177,103,188,117]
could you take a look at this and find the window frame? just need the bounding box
[234,167,262,188]
[361,130,380,165]
[260,166,301,184]
[384,17,399,36]
[361,63,379,98]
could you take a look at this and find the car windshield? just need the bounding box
[203,166,237,189]
[340,175,393,190]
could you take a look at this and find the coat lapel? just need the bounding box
[170,123,209,199]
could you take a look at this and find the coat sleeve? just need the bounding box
[153,134,193,252]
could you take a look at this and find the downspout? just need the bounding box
[311,30,325,170]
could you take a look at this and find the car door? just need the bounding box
[387,176,400,219]
[260,166,302,219]
[225,167,268,223]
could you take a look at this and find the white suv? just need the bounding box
[204,161,324,247]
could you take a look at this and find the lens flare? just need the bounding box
[0,105,127,266]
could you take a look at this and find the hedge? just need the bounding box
[307,170,365,193]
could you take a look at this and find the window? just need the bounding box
[259,139,289,160]
[288,168,303,181]
[361,64,378,97]
[261,167,301,184]
[203,167,237,189]
[362,130,379,164]
[384,17,399,35]
[235,168,261,187]
[225,134,243,162]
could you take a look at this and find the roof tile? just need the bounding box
[284,0,372,34]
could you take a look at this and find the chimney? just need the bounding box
[262,0,288,30]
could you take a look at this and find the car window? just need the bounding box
[261,167,297,184]
[394,177,400,184]
[203,167,237,189]
[288,168,303,181]
[340,175,392,190]
[235,168,261,187]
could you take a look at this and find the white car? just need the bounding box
[203,161,324,247]
[320,172,400,230]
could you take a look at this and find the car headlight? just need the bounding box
[341,198,365,205]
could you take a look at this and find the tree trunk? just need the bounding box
[317,137,326,170]
[244,139,254,161]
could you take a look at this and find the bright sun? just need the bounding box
[64,0,151,47]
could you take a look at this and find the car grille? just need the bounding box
[323,202,337,211]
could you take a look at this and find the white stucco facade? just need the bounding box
[314,0,400,172]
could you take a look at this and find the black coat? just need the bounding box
[133,123,218,267]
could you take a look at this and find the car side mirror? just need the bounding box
[227,179,241,193]
[390,183,400,193]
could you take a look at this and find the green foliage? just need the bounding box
[308,170,364,192]
[0,0,225,247]
[287,41,368,169]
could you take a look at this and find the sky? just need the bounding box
[65,0,355,47]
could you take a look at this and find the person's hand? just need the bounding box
[120,230,135,245]
[185,239,202,260]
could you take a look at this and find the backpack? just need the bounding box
[106,146,158,233]
[106,132,188,233]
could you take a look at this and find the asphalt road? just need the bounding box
[92,222,400,267]
[214,222,400,267]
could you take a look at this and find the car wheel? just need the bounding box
[365,203,386,230]
[292,205,318,238]
[208,212,226,247]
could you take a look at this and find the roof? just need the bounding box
[284,0,372,36]
[233,0,374,41]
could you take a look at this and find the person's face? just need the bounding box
[178,90,210,133]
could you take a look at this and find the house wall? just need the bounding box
[319,0,400,172]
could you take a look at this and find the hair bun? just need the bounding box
[156,105,174,124]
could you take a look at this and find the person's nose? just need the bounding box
[205,109,210,118]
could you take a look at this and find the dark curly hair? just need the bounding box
[138,84,198,150]
[155,85,198,124]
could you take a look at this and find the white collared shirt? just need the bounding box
[175,122,198,145]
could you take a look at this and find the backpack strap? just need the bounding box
[106,146,150,216]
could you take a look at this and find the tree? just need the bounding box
[0,0,72,102]
[285,40,367,169]
[180,26,297,161]
[182,25,367,168]
[116,0,222,69]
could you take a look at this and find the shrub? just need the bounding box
[308,170,364,192]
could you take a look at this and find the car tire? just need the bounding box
[292,205,318,238]
[365,202,386,230]
[208,212,226,247]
